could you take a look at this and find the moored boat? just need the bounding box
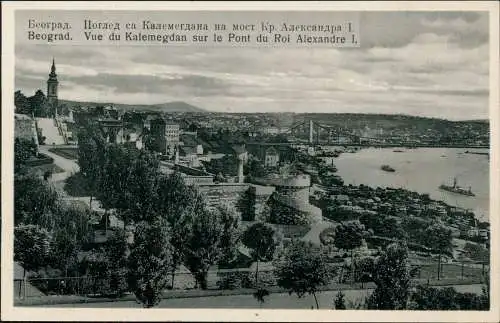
[381,165,395,172]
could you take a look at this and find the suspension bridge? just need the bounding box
[246,119,488,148]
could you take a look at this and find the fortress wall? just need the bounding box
[275,186,310,208]
[197,183,252,213]
[192,176,320,224]
[195,183,275,220]
[15,117,38,144]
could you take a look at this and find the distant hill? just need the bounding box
[59,99,205,113]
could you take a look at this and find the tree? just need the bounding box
[402,216,431,246]
[167,211,192,289]
[217,204,241,266]
[14,138,37,173]
[15,90,32,115]
[77,123,106,209]
[274,240,333,309]
[367,242,411,310]
[78,248,112,295]
[334,221,366,283]
[183,199,226,290]
[104,229,129,297]
[125,150,161,220]
[354,257,375,288]
[51,229,79,277]
[14,224,52,278]
[242,222,277,288]
[14,174,59,228]
[202,155,239,177]
[360,214,406,240]
[253,288,270,306]
[51,204,91,275]
[128,218,172,308]
[239,187,256,221]
[334,291,347,309]
[156,172,194,223]
[53,204,91,244]
[105,228,129,267]
[245,158,267,178]
[256,202,272,223]
[96,144,139,227]
[319,227,336,246]
[156,173,198,289]
[29,90,48,117]
[424,222,453,280]
[463,242,489,264]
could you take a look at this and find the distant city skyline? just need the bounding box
[15,11,489,120]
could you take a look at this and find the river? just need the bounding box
[331,147,489,222]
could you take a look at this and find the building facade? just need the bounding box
[150,118,180,157]
[265,147,280,167]
[165,123,180,156]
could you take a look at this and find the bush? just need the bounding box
[334,291,346,309]
[276,224,311,239]
[216,271,253,290]
[64,172,93,197]
[24,153,54,166]
[410,285,488,310]
[269,206,312,226]
[108,269,129,298]
[319,227,336,245]
[256,270,277,287]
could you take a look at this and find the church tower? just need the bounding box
[47,58,59,117]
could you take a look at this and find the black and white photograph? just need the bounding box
[2,2,499,322]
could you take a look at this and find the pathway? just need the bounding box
[37,284,485,309]
[37,118,65,145]
[301,219,335,245]
[39,145,79,182]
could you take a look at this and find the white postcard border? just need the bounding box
[2,1,499,322]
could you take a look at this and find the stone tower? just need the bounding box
[47,58,59,117]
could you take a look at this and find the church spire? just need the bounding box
[50,58,57,77]
[47,58,59,117]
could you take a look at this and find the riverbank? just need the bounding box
[332,147,489,221]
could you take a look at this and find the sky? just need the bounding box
[14,11,490,120]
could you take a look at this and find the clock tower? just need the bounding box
[47,58,59,117]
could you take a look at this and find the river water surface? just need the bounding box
[332,148,489,222]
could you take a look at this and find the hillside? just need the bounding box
[59,99,205,113]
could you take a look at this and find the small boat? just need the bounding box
[381,165,395,172]
[393,149,404,153]
[439,177,475,197]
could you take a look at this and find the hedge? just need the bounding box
[25,153,54,166]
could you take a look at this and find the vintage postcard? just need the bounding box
[2,1,499,322]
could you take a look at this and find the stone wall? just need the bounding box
[196,183,275,220]
[193,175,321,224]
[15,115,38,144]
[197,183,250,213]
